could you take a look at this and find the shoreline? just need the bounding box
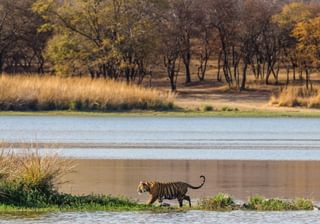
[0,196,317,214]
[0,109,320,118]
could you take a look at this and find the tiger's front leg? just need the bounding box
[147,196,157,205]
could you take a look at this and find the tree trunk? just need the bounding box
[217,51,222,82]
[286,65,290,86]
[183,52,191,84]
[240,63,248,91]
[305,62,310,89]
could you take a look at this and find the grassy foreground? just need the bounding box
[0,75,173,111]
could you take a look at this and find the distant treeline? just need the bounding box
[0,0,319,91]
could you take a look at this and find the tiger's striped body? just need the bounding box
[137,175,205,207]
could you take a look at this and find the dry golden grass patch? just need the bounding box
[270,86,320,108]
[15,151,74,189]
[0,75,174,111]
[0,144,74,190]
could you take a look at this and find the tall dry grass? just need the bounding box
[0,145,76,207]
[0,145,74,190]
[0,146,145,209]
[0,75,174,111]
[270,86,320,108]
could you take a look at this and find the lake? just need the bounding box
[1,116,320,223]
[1,116,320,160]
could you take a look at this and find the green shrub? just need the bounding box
[221,106,239,112]
[244,195,314,211]
[200,104,214,112]
[199,193,235,211]
[293,198,314,210]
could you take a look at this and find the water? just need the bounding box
[1,116,320,160]
[60,159,320,201]
[1,116,320,223]
[1,211,320,224]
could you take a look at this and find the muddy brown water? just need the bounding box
[60,159,320,202]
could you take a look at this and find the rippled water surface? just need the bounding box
[1,211,320,224]
[1,116,320,160]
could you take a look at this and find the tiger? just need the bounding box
[137,175,206,207]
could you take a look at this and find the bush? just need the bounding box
[221,106,239,112]
[292,198,314,210]
[244,195,314,211]
[0,148,72,207]
[0,147,145,210]
[199,193,235,211]
[200,104,214,112]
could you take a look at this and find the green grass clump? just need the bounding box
[198,193,235,211]
[244,195,315,211]
[292,198,314,210]
[221,106,239,112]
[200,104,214,112]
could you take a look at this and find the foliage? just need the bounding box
[273,3,312,29]
[200,104,214,112]
[244,195,314,211]
[221,107,239,112]
[198,193,235,211]
[0,0,49,73]
[33,0,163,81]
[292,17,320,68]
[0,0,320,93]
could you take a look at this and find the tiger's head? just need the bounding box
[137,181,151,194]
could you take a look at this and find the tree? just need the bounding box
[273,2,313,82]
[34,0,162,81]
[0,0,49,74]
[170,0,196,84]
[293,16,320,88]
[160,1,182,92]
[237,0,275,90]
[193,1,216,81]
[206,0,242,87]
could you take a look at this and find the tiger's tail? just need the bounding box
[187,175,206,189]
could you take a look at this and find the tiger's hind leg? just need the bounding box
[183,195,191,207]
[177,197,183,207]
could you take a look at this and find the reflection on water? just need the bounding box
[61,160,320,201]
[1,211,320,224]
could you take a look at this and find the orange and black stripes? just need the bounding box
[137,175,206,207]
